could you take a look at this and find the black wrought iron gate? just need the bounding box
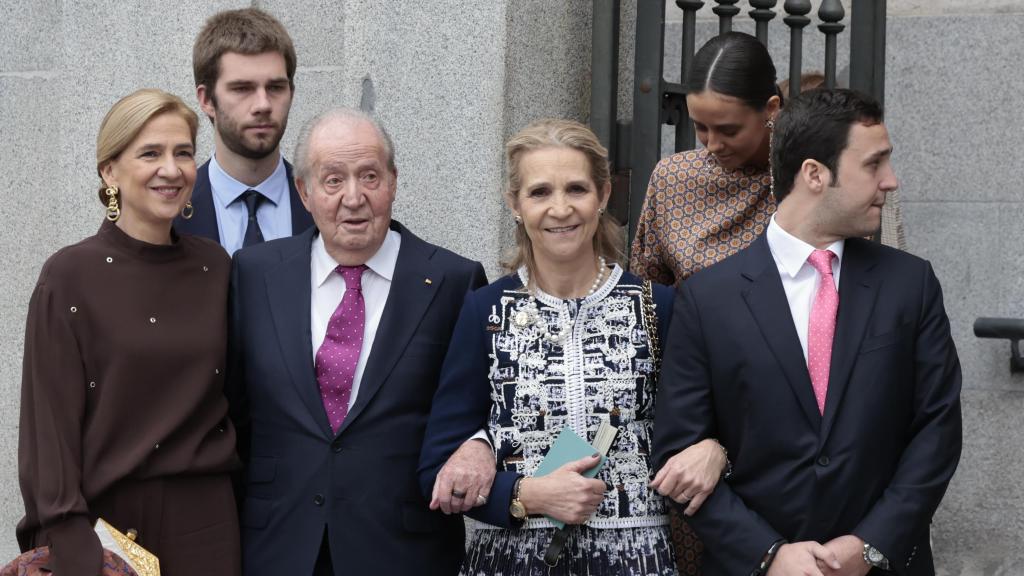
[590,0,888,246]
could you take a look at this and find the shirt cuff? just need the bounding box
[469,428,492,448]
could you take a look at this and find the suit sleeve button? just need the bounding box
[816,455,830,466]
[313,494,325,506]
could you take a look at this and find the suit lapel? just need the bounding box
[819,239,879,444]
[264,229,333,436]
[284,160,315,235]
[740,236,822,430]
[336,222,443,436]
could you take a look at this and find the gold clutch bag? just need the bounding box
[94,518,160,576]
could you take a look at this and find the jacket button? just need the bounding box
[313,494,325,506]
[332,439,343,453]
[817,455,830,466]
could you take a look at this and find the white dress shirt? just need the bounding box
[765,215,845,362]
[209,153,294,255]
[311,229,401,410]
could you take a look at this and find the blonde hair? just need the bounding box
[95,89,199,204]
[502,119,625,276]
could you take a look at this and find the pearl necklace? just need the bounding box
[514,257,609,343]
[587,256,608,297]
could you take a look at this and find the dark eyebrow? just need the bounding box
[864,146,893,164]
[225,78,289,87]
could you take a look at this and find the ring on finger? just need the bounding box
[476,494,488,505]
[451,489,467,499]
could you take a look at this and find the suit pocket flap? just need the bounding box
[860,322,912,354]
[247,457,277,484]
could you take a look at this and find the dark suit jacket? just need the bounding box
[226,221,487,576]
[652,235,962,576]
[174,159,313,243]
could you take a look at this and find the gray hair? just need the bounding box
[292,107,396,181]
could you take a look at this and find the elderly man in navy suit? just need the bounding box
[653,89,962,576]
[175,8,313,251]
[226,108,489,575]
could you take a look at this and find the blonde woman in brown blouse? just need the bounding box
[17,89,240,576]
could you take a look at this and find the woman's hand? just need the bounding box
[519,454,606,525]
[650,438,727,516]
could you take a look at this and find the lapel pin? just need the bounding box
[424,278,433,285]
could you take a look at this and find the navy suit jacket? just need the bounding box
[174,159,313,243]
[652,235,962,576]
[226,221,486,576]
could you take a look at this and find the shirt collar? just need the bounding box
[766,214,845,279]
[312,227,402,288]
[209,153,288,208]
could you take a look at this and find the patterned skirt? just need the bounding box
[461,525,677,576]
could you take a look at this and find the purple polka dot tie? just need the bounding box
[807,250,838,415]
[316,265,368,434]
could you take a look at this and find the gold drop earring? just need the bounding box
[105,185,121,222]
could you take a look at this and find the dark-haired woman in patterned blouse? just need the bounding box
[630,32,781,287]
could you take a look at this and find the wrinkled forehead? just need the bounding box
[310,118,389,170]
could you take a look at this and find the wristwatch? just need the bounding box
[509,477,527,520]
[863,543,891,571]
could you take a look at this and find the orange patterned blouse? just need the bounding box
[630,148,775,285]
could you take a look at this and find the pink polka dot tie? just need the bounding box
[807,250,838,415]
[316,265,367,434]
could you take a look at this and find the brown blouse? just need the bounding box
[630,148,775,285]
[17,220,238,572]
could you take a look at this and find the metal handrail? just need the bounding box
[974,317,1024,373]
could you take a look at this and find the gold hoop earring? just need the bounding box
[181,201,194,220]
[105,185,121,222]
[514,214,522,224]
[598,207,606,215]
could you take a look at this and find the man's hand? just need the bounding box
[429,439,496,514]
[819,535,870,576]
[650,438,727,515]
[767,541,841,576]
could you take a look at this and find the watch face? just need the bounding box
[868,547,884,563]
[510,500,526,519]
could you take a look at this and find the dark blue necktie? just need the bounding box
[241,189,265,247]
